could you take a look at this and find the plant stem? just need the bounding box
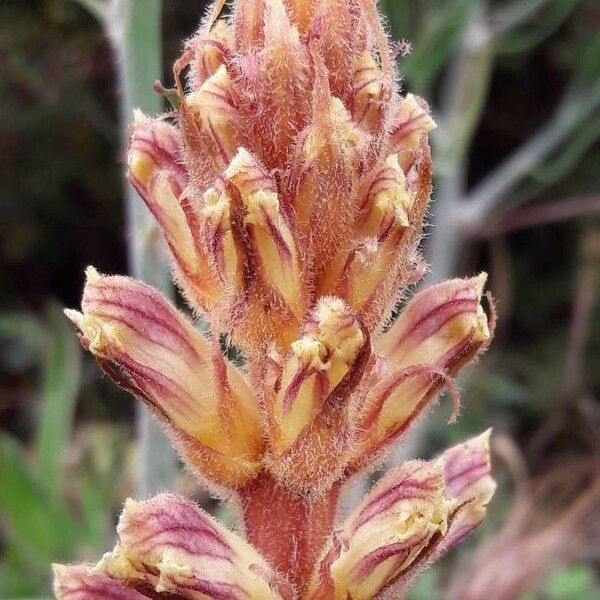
[104,0,178,496]
[238,473,341,591]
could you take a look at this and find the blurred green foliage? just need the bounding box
[0,306,130,596]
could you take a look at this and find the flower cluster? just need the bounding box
[55,1,496,598]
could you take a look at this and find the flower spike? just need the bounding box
[60,0,496,596]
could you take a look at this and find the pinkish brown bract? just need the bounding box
[55,1,496,598]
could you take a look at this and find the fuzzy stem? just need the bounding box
[104,0,178,496]
[239,473,341,591]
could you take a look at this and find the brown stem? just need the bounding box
[564,227,599,399]
[238,472,341,592]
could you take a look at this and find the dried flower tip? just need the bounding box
[66,268,264,487]
[271,297,365,453]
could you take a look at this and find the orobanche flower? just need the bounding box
[56,1,496,598]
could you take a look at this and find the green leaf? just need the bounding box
[35,303,82,498]
[498,0,578,55]
[388,0,477,95]
[0,434,78,574]
[542,565,597,599]
[0,312,46,372]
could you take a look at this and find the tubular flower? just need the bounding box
[56,1,496,598]
[306,432,495,600]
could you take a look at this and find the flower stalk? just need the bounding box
[56,1,496,598]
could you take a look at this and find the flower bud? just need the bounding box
[307,459,452,600]
[251,0,311,167]
[390,94,436,172]
[438,430,496,555]
[185,65,241,167]
[318,154,413,312]
[65,268,264,487]
[128,111,221,309]
[202,183,244,293]
[187,19,233,89]
[358,139,433,331]
[226,148,304,318]
[283,0,316,31]
[95,493,293,600]
[53,564,146,600]
[270,297,365,454]
[295,84,361,271]
[352,51,384,132]
[354,275,491,464]
[233,0,267,53]
[379,273,490,366]
[310,0,365,100]
[308,432,495,599]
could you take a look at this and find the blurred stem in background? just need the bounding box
[419,0,599,284]
[74,0,178,496]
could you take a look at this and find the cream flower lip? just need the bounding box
[55,1,496,598]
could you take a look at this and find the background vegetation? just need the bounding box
[0,0,598,598]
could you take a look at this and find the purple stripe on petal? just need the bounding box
[54,564,147,600]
